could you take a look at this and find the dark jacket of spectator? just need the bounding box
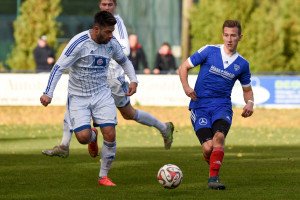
[33,36,55,72]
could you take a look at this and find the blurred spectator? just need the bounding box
[153,42,177,74]
[33,35,55,72]
[128,34,150,74]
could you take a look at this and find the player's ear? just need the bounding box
[93,24,100,33]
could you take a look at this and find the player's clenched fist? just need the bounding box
[40,94,52,107]
[126,82,138,96]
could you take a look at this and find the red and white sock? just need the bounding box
[209,147,224,177]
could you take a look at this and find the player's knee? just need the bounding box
[75,131,90,144]
[213,132,225,145]
[202,142,213,156]
[100,126,116,142]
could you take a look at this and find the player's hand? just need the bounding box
[184,86,197,101]
[241,101,254,118]
[126,82,137,96]
[40,94,52,107]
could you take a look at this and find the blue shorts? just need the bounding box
[190,104,233,132]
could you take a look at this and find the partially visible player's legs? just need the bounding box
[60,112,73,147]
[197,129,225,190]
[196,128,213,164]
[192,108,227,190]
[118,103,174,149]
[98,126,116,187]
[90,89,117,186]
[207,131,225,190]
[42,110,72,158]
[207,119,230,190]
[109,75,174,149]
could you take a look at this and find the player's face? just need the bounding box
[94,25,115,44]
[222,27,242,53]
[99,0,116,14]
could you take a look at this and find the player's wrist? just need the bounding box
[247,99,254,105]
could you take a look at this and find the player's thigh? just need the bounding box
[211,105,232,136]
[91,89,117,127]
[196,128,214,145]
[190,108,212,131]
[68,95,92,132]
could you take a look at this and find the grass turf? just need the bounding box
[0,107,299,199]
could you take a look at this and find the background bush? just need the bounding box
[190,0,300,74]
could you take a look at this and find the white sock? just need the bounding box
[99,140,116,178]
[60,117,72,147]
[134,110,167,134]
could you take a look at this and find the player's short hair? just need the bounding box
[99,0,117,5]
[223,20,242,35]
[94,11,117,27]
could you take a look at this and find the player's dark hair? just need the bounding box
[223,20,242,35]
[94,11,116,27]
[99,0,117,5]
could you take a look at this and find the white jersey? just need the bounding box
[44,30,137,98]
[108,14,130,79]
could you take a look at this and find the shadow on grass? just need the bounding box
[0,146,299,199]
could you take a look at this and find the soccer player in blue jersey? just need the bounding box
[178,20,254,190]
[40,11,138,186]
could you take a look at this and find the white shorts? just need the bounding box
[108,75,130,108]
[67,87,117,132]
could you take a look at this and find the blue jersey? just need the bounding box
[188,44,251,109]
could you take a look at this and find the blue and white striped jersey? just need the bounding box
[188,44,251,109]
[107,14,130,78]
[44,30,137,98]
[113,15,129,56]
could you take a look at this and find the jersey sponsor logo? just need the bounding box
[94,56,107,67]
[199,118,208,126]
[209,65,235,80]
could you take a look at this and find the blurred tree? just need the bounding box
[6,0,61,72]
[280,0,300,72]
[190,0,300,74]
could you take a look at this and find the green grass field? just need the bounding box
[0,106,299,199]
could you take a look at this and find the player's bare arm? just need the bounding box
[178,60,197,101]
[241,86,254,118]
[40,94,52,107]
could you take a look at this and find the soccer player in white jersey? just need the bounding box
[40,11,138,186]
[178,20,254,190]
[42,0,174,158]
